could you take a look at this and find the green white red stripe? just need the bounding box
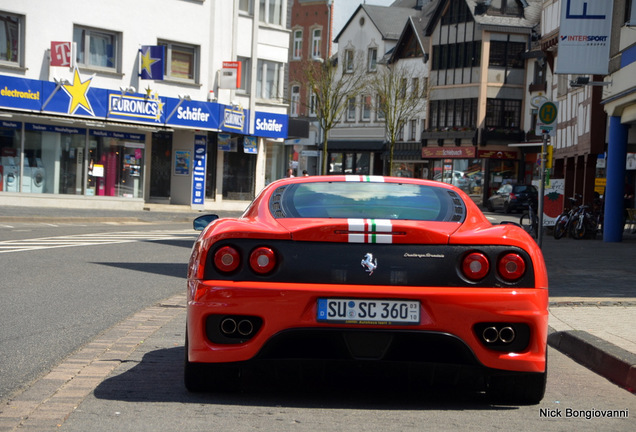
[345,175,385,182]
[348,219,393,243]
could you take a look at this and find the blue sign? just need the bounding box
[191,136,207,206]
[108,92,165,123]
[220,104,248,134]
[0,75,43,111]
[166,99,219,129]
[26,123,86,135]
[254,111,287,139]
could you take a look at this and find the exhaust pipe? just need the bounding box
[482,326,499,343]
[220,318,237,335]
[498,326,515,343]
[237,319,254,336]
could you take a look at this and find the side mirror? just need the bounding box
[193,214,219,231]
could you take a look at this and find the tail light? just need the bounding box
[498,253,526,281]
[249,247,277,274]
[213,246,241,273]
[462,252,490,281]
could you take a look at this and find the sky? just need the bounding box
[333,0,395,37]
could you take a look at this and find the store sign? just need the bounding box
[243,136,257,154]
[422,147,476,159]
[0,75,42,111]
[165,98,218,129]
[108,93,164,122]
[50,42,72,67]
[556,0,613,74]
[254,111,288,139]
[477,150,518,160]
[220,105,247,134]
[191,136,207,206]
[25,123,86,135]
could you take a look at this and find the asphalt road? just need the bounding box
[0,221,198,402]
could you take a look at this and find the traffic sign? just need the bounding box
[536,101,558,136]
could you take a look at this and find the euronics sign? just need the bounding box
[0,73,290,138]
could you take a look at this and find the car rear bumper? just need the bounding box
[186,280,548,373]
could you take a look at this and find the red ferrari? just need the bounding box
[185,175,548,404]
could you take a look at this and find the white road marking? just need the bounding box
[0,230,197,254]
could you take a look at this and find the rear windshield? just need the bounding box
[270,181,466,222]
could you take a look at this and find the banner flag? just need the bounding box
[139,45,164,80]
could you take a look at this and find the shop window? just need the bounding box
[328,152,369,175]
[222,137,256,200]
[159,40,199,83]
[87,131,145,198]
[73,26,120,72]
[0,124,21,193]
[0,11,24,67]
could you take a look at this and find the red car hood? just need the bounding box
[274,218,462,244]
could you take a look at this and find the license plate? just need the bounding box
[317,298,420,325]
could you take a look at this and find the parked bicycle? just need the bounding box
[553,194,601,240]
[553,195,581,240]
[519,200,538,239]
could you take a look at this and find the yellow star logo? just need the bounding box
[140,48,160,78]
[62,68,94,115]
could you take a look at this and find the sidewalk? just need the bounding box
[1,205,635,398]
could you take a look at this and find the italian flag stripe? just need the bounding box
[348,219,393,243]
[345,175,385,183]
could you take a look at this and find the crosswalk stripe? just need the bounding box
[0,230,197,254]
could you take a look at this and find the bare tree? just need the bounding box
[303,53,367,174]
[369,62,427,176]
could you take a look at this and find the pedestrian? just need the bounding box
[287,168,295,178]
[302,170,309,176]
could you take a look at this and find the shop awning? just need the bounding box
[327,140,385,151]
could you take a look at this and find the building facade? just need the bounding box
[0,0,297,211]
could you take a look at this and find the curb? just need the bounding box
[548,327,636,393]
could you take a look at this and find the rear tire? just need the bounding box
[553,214,568,239]
[184,329,241,393]
[569,217,586,240]
[487,370,547,405]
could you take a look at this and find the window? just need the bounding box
[159,41,199,82]
[367,47,377,71]
[376,95,385,120]
[346,97,356,121]
[260,0,283,26]
[485,99,521,128]
[237,56,251,93]
[239,0,252,14]
[429,98,478,129]
[412,78,419,98]
[344,49,354,73]
[361,95,372,121]
[489,41,525,69]
[256,60,283,99]
[311,28,321,59]
[290,85,300,116]
[410,119,418,141]
[74,26,120,71]
[309,91,317,117]
[0,11,24,66]
[293,30,303,60]
[399,78,407,98]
